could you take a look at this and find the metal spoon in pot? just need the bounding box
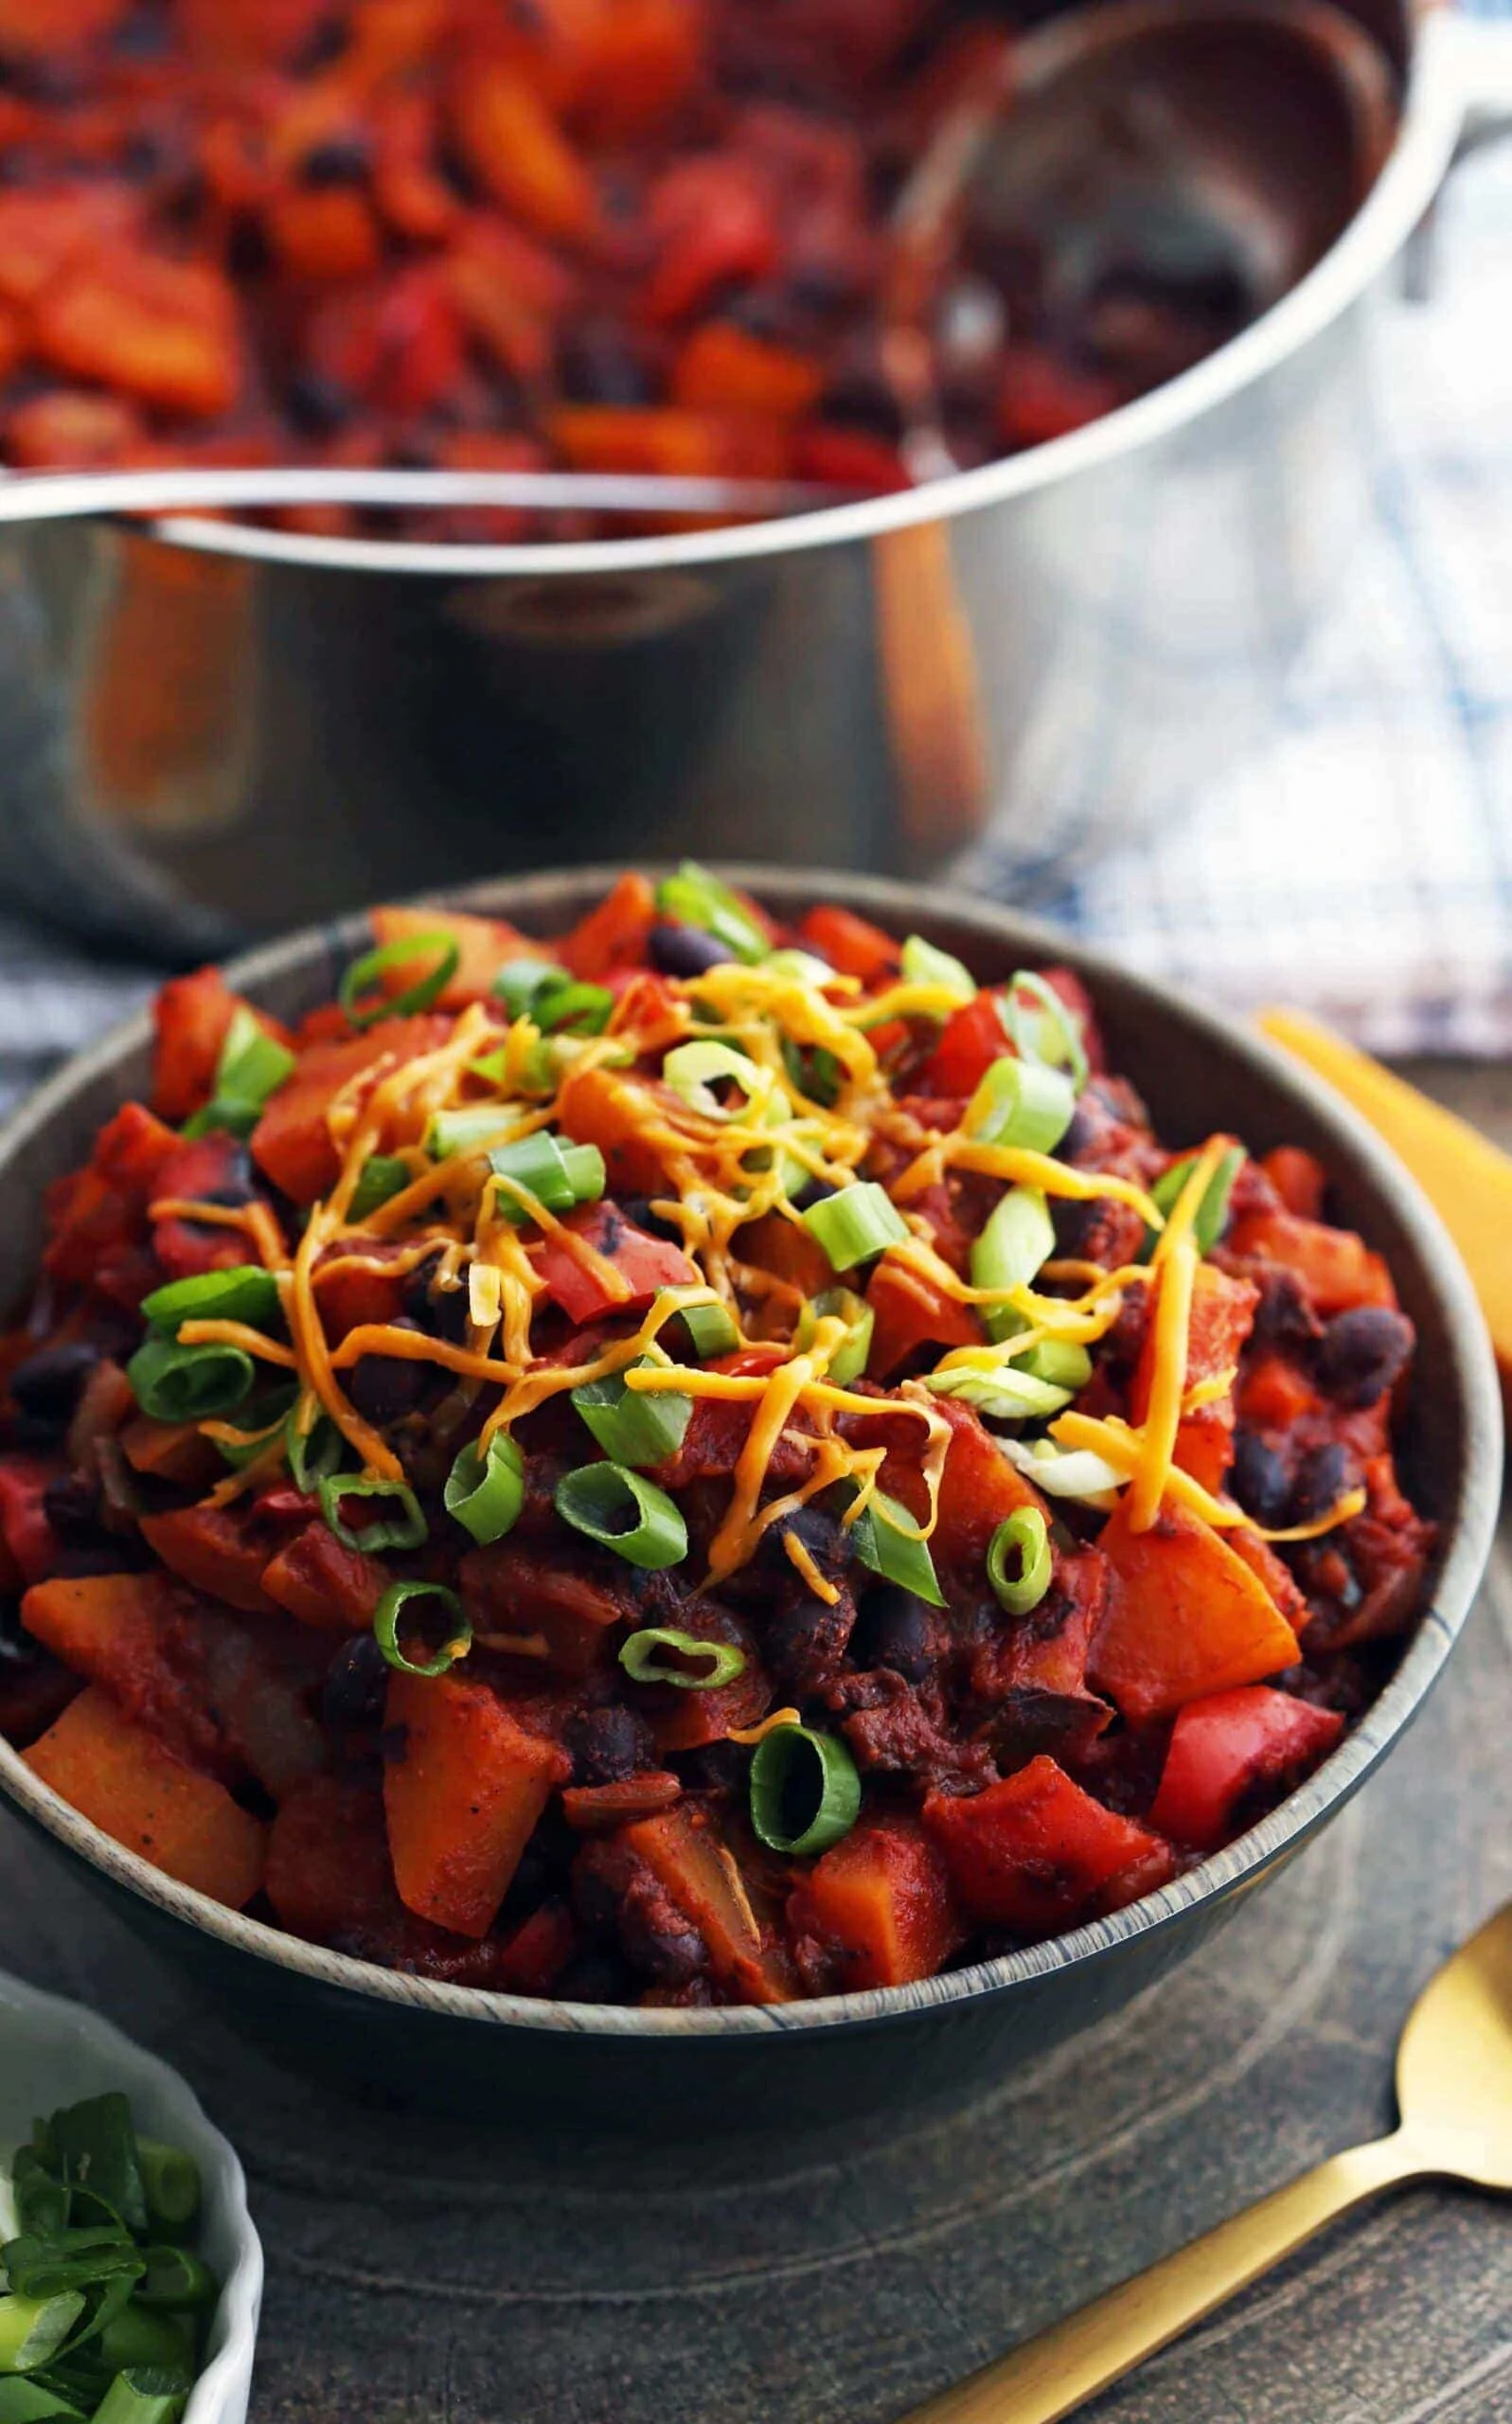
[886,0,1403,478]
[897,1897,1512,2424]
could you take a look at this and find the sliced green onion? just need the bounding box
[0,2380,88,2420]
[133,2249,215,2313]
[970,1186,1056,1341]
[618,1628,747,1689]
[966,1055,1076,1155]
[674,1299,741,1361]
[286,1410,346,1494]
[318,1473,427,1553]
[97,2305,190,2375]
[426,1104,522,1160]
[749,1724,861,1856]
[182,1006,295,1140]
[443,1433,525,1546]
[9,2150,68,2240]
[213,1388,297,1471]
[89,2370,191,2424]
[0,2294,86,2374]
[1020,1340,1093,1393]
[763,949,835,988]
[572,1362,692,1468]
[999,1437,1126,1505]
[48,2096,147,2238]
[133,2144,199,2238]
[554,1463,687,1570]
[0,2233,143,2303]
[126,1336,254,1424]
[487,1132,605,1225]
[655,862,768,965]
[491,956,570,1017]
[926,1363,1073,1422]
[340,930,459,1028]
[801,1181,909,1272]
[1004,971,1090,1095]
[847,1487,945,1607]
[349,1154,412,1221]
[534,978,614,1036]
[139,1265,281,1337]
[662,1041,772,1123]
[373,1579,471,1677]
[794,1287,874,1385]
[1144,1145,1247,1260]
[900,935,975,1002]
[987,1507,1054,1614]
[780,1035,844,1110]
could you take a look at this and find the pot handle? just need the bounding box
[1445,3,1512,158]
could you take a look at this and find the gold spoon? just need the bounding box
[899,1899,1512,2424]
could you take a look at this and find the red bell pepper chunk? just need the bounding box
[923,1756,1165,1934]
[0,1456,63,1588]
[918,991,1010,1096]
[528,1200,697,1324]
[1149,1687,1346,1851]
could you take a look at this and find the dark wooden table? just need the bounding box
[3,1061,1510,2424]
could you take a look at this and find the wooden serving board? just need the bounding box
[2,1062,1509,2424]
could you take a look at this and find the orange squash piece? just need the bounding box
[139,1506,280,1615]
[452,66,598,244]
[261,1523,388,1632]
[24,1685,266,1907]
[555,1060,675,1196]
[1091,1497,1301,1722]
[366,905,541,1008]
[383,1672,569,1938]
[250,1012,450,1203]
[788,1818,964,1991]
[1226,1206,1396,1317]
[558,872,657,979]
[623,1804,793,2003]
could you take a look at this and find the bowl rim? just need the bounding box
[138,6,1462,582]
[0,1960,263,2424]
[0,864,1501,2042]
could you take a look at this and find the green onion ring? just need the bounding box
[373,1579,471,1677]
[618,1628,747,1689]
[443,1433,525,1546]
[318,1473,428,1553]
[339,931,460,1029]
[554,1462,688,1570]
[749,1723,862,1857]
[987,1507,1054,1615]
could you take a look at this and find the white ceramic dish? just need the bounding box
[0,1967,262,2424]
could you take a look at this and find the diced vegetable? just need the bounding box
[923,1757,1164,1933]
[1090,1499,1301,1722]
[788,1818,964,1991]
[1149,1687,1346,1851]
[24,1687,266,1906]
[383,1672,568,1937]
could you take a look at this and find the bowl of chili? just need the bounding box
[0,3,1504,953]
[0,865,1499,2131]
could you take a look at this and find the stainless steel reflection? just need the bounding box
[0,0,1496,958]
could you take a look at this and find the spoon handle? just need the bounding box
[898,2131,1423,2424]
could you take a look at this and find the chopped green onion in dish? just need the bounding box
[987,1507,1054,1614]
[749,1724,861,1856]
[845,1487,945,1607]
[801,1182,909,1272]
[318,1474,428,1553]
[533,979,614,1037]
[762,950,835,989]
[618,1629,746,1689]
[286,1410,345,1494]
[926,1361,1075,1423]
[1003,971,1090,1096]
[793,1287,874,1385]
[966,1056,1076,1156]
[487,1133,605,1225]
[662,1041,772,1123]
[572,1363,692,1468]
[426,1105,525,1161]
[899,936,975,1002]
[443,1433,525,1546]
[673,1299,741,1361]
[998,1437,1126,1506]
[654,862,768,965]
[339,931,459,1028]
[181,1007,294,1142]
[554,1463,688,1569]
[348,1154,413,1221]
[490,957,572,1018]
[0,2096,215,2424]
[1018,1341,1093,1394]
[373,1580,471,1677]
[1143,1144,1247,1260]
[139,1265,281,1336]
[125,1337,254,1425]
[970,1186,1056,1340]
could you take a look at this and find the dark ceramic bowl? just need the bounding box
[0,869,1500,2132]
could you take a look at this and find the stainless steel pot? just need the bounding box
[0,0,1503,960]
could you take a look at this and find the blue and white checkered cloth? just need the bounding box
[0,131,1507,1112]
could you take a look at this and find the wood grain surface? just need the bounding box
[2,1060,1509,2424]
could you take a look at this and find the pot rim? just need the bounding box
[0,864,1501,2041]
[138,5,1460,584]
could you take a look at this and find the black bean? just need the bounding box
[759,1503,850,1585]
[320,1633,389,1730]
[287,371,354,436]
[559,321,656,407]
[402,1253,471,1346]
[11,1342,100,1435]
[792,1175,836,1214]
[300,135,371,187]
[345,1319,429,1427]
[42,1474,107,1546]
[0,1600,36,1667]
[764,1593,853,1690]
[647,922,735,980]
[675,1739,747,1795]
[196,1143,257,1208]
[1251,1269,1321,1350]
[564,1704,656,1787]
[1229,1429,1291,1528]
[1290,1442,1350,1525]
[616,1194,684,1246]
[850,1584,934,1684]
[1314,1308,1414,1411]
[554,1944,639,2005]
